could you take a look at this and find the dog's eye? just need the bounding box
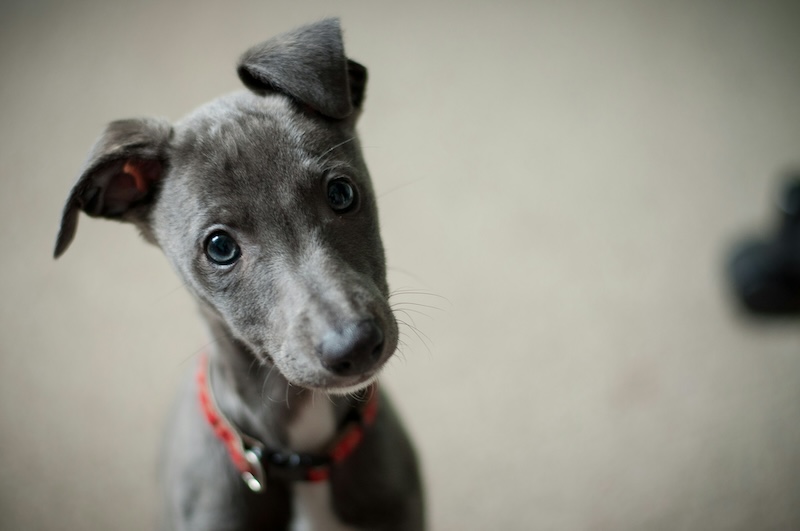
[327,179,356,212]
[205,232,241,266]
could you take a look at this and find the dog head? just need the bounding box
[55,19,397,392]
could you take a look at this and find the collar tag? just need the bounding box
[242,448,266,492]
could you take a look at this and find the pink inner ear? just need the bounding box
[104,159,163,213]
[122,159,162,192]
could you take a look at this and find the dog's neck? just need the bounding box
[201,312,351,452]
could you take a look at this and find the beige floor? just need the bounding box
[2,1,800,530]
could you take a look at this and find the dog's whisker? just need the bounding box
[393,307,434,322]
[388,289,448,305]
[325,390,337,405]
[377,176,427,198]
[389,300,444,312]
[391,301,437,310]
[262,364,284,404]
[397,319,433,352]
[394,319,415,333]
[393,309,420,329]
[386,268,430,287]
[151,281,191,304]
[389,288,448,301]
[178,338,220,367]
[397,321,433,356]
[247,355,263,377]
[396,317,432,340]
[314,136,356,166]
[393,344,408,364]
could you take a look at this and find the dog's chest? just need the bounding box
[287,397,357,531]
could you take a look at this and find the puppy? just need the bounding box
[55,18,424,531]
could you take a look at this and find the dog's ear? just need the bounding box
[237,18,367,120]
[54,118,172,258]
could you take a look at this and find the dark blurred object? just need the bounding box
[728,174,800,315]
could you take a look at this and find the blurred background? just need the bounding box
[2,1,799,529]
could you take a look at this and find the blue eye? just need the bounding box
[205,231,241,265]
[327,179,356,212]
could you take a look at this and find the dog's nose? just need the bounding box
[318,320,384,376]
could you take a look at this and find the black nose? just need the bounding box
[318,320,384,376]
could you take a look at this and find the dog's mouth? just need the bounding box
[271,355,387,395]
[266,335,394,395]
[311,371,381,395]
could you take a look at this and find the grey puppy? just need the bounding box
[55,18,424,531]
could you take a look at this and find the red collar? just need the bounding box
[196,354,378,492]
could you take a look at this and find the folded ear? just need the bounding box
[54,118,172,258]
[237,18,367,120]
